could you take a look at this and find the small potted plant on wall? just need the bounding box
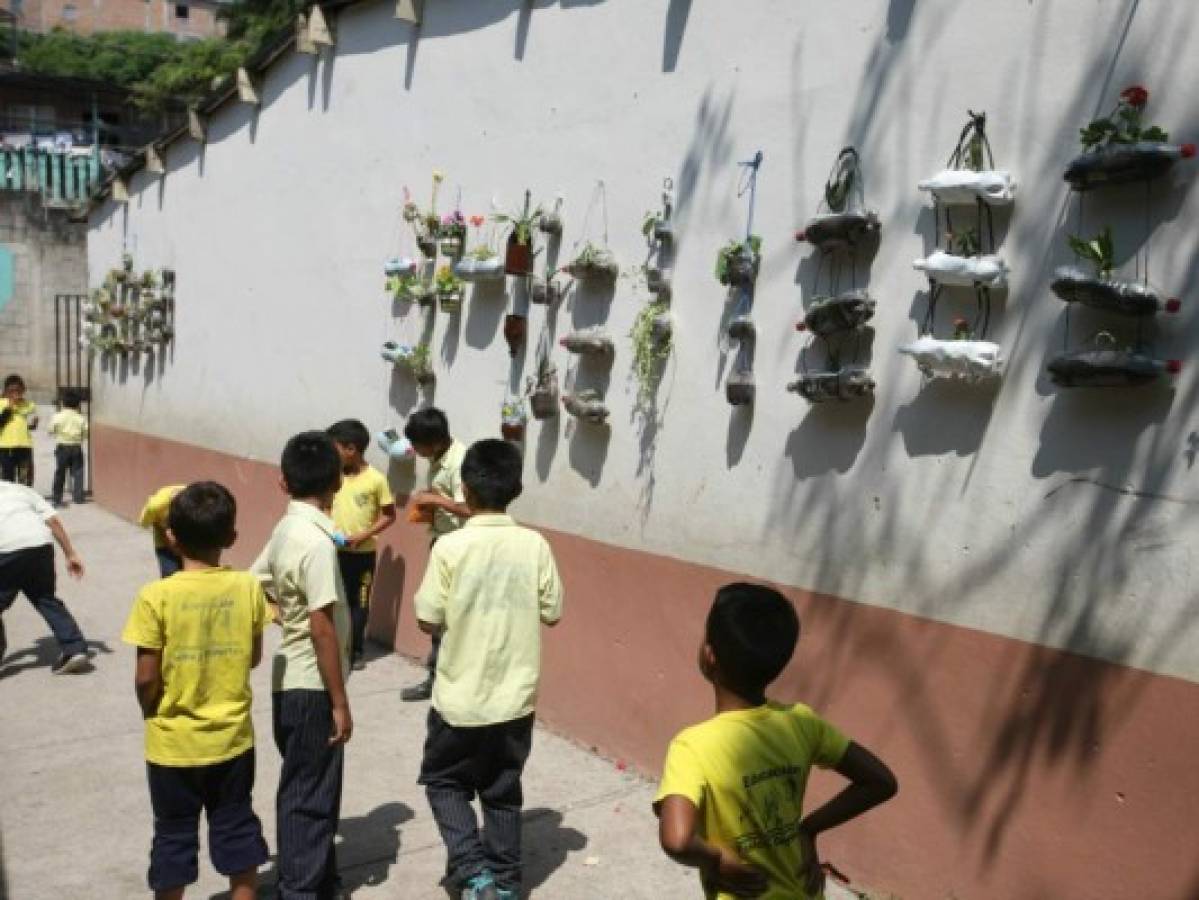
[403,172,445,257]
[562,389,610,424]
[439,211,467,257]
[1065,86,1194,190]
[642,209,673,244]
[435,265,465,313]
[560,326,614,356]
[715,236,761,287]
[530,267,565,305]
[501,397,528,441]
[493,191,542,277]
[526,355,559,419]
[538,194,565,236]
[1052,226,1180,316]
[630,299,672,405]
[565,242,619,280]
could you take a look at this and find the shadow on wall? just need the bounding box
[768,0,1199,878]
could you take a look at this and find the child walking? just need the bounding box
[252,431,352,899]
[655,583,898,899]
[49,389,88,506]
[327,419,397,671]
[140,485,186,577]
[0,374,38,486]
[415,439,563,900]
[401,407,471,702]
[120,481,270,899]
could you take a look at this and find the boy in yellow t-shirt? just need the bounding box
[49,389,88,506]
[140,484,186,577]
[121,481,269,899]
[655,584,898,900]
[0,374,39,486]
[327,419,396,671]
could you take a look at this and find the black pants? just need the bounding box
[336,550,376,661]
[146,749,269,891]
[51,444,85,504]
[0,544,86,656]
[418,709,535,892]
[0,447,33,486]
[273,690,344,900]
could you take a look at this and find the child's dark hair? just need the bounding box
[61,389,81,410]
[461,439,522,510]
[3,374,25,390]
[168,481,236,555]
[706,583,800,700]
[281,431,342,498]
[327,419,370,453]
[404,407,451,446]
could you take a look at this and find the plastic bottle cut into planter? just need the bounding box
[385,256,419,276]
[722,249,759,287]
[913,251,1009,288]
[455,257,505,283]
[1064,141,1196,191]
[376,429,416,461]
[917,169,1016,205]
[1048,349,1181,387]
[725,370,755,406]
[504,315,527,357]
[560,328,614,356]
[1050,266,1180,317]
[727,314,755,342]
[798,291,876,337]
[787,368,875,403]
[562,390,609,424]
[530,276,562,305]
[797,210,882,251]
[898,336,1003,381]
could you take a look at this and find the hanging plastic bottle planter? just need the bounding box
[1048,333,1180,387]
[538,194,565,236]
[898,335,1003,381]
[562,390,610,424]
[565,243,619,280]
[376,428,416,461]
[912,250,1009,288]
[494,190,542,277]
[796,148,882,251]
[381,341,436,385]
[643,178,676,245]
[796,291,876,337]
[725,369,755,406]
[1065,86,1194,191]
[787,368,876,403]
[560,327,614,356]
[503,314,527,357]
[1054,226,1180,316]
[530,271,566,305]
[501,397,528,441]
[526,354,559,420]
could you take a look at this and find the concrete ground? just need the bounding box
[0,432,698,899]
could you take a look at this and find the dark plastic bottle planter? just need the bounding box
[415,288,436,308]
[413,370,436,387]
[438,236,463,257]
[562,391,610,424]
[560,329,614,356]
[501,421,526,442]
[504,235,534,276]
[417,236,437,259]
[1048,349,1181,387]
[721,249,759,288]
[1064,141,1196,191]
[538,212,564,236]
[653,220,674,243]
[503,314,527,357]
[795,210,881,251]
[796,291,876,336]
[566,251,620,281]
[530,387,558,420]
[438,289,464,314]
[727,314,755,342]
[787,367,875,403]
[650,313,673,342]
[646,267,672,298]
[1050,266,1180,317]
[725,370,755,406]
[530,275,563,305]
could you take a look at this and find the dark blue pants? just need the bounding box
[336,550,376,661]
[419,709,535,892]
[51,444,85,504]
[156,547,183,578]
[0,544,86,656]
[273,690,344,900]
[146,748,268,891]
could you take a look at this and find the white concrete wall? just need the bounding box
[88,0,1199,681]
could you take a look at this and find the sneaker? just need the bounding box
[461,872,498,900]
[400,677,433,702]
[51,652,89,675]
[495,889,519,900]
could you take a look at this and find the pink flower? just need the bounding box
[1120,85,1149,108]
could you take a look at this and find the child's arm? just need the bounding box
[133,647,164,718]
[310,606,352,744]
[348,503,397,549]
[47,515,84,578]
[797,741,898,893]
[658,796,769,897]
[410,490,471,521]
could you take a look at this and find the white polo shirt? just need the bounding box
[0,482,55,553]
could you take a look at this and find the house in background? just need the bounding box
[0,0,229,40]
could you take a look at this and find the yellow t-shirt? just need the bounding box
[0,399,37,448]
[49,409,88,445]
[428,439,467,538]
[121,567,268,766]
[330,465,394,553]
[415,514,563,726]
[139,485,185,549]
[654,703,850,900]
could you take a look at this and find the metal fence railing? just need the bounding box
[0,146,101,208]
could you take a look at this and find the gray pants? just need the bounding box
[272,690,344,899]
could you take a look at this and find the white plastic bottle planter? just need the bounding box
[376,428,415,461]
[726,370,755,406]
[796,210,881,250]
[797,291,876,337]
[787,368,875,403]
[913,251,1009,288]
[1048,349,1181,387]
[1050,266,1180,317]
[454,256,506,283]
[898,336,1003,381]
[1064,141,1195,191]
[560,328,614,356]
[384,256,418,276]
[380,341,414,366]
[562,390,610,424]
[917,169,1016,205]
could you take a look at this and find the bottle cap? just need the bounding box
[1165,298,1182,313]
[1166,359,1183,374]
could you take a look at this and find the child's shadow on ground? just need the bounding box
[208,801,413,899]
[0,636,112,679]
[522,807,588,893]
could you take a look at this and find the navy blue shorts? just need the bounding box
[146,748,269,891]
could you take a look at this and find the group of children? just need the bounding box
[2,392,899,899]
[0,373,89,505]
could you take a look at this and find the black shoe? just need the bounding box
[51,652,89,675]
[400,677,433,702]
[352,656,366,672]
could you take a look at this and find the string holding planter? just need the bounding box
[565,180,618,282]
[792,148,878,403]
[1065,85,1194,191]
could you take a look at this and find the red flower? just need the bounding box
[1120,85,1149,108]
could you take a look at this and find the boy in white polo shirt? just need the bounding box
[252,431,352,899]
[0,480,89,673]
[414,439,563,900]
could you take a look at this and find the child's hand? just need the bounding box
[797,828,825,896]
[702,846,769,898]
[329,702,353,745]
[66,554,84,579]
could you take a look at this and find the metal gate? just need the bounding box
[53,293,92,497]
